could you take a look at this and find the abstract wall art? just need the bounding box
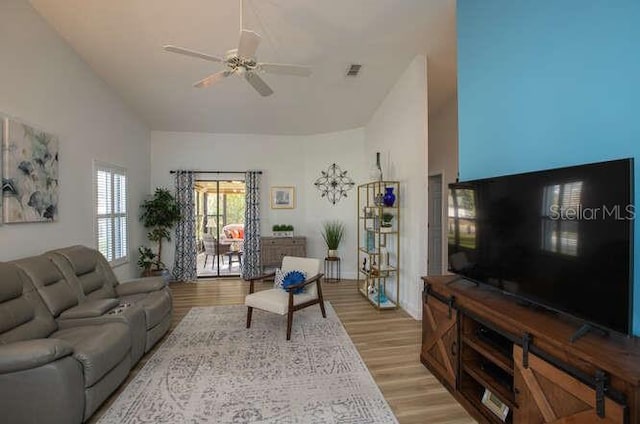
[2,118,59,223]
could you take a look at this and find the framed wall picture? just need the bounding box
[271,186,295,209]
[2,118,59,223]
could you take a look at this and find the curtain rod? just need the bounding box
[169,170,262,175]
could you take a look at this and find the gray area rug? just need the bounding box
[98,303,398,423]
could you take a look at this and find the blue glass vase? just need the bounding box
[382,187,396,207]
[377,284,388,304]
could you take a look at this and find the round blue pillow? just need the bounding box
[281,270,307,294]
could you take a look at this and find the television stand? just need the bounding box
[421,275,638,423]
[570,323,609,343]
[444,275,479,287]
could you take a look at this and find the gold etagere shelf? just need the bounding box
[357,181,400,310]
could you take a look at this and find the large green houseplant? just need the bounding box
[139,188,181,272]
[321,220,345,257]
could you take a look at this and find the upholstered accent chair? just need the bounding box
[244,256,325,340]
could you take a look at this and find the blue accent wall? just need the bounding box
[457,0,640,334]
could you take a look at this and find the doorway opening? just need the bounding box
[428,174,444,275]
[195,180,246,278]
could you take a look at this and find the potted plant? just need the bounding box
[381,212,394,232]
[321,220,345,257]
[139,188,181,273]
[272,224,294,237]
[137,246,158,277]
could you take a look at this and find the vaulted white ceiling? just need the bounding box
[30,0,456,135]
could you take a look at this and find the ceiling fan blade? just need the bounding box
[245,72,273,97]
[259,63,312,77]
[194,71,232,88]
[237,30,261,58]
[163,45,224,63]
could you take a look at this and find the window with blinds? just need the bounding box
[95,162,128,265]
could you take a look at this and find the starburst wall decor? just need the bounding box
[313,163,355,205]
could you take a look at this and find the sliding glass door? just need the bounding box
[195,180,246,278]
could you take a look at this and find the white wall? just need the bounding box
[150,129,366,278]
[364,55,429,319]
[428,94,458,273]
[0,0,150,279]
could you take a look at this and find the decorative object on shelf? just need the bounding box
[379,246,389,269]
[321,220,345,257]
[272,224,294,237]
[376,284,388,304]
[270,186,295,209]
[313,163,355,205]
[381,212,394,228]
[366,231,375,252]
[382,186,396,207]
[369,151,383,181]
[140,187,182,272]
[2,118,59,223]
[374,192,384,206]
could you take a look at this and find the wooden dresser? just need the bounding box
[260,236,306,271]
[421,275,640,424]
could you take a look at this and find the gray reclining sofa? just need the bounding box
[0,245,173,423]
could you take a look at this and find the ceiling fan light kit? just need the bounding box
[163,1,311,97]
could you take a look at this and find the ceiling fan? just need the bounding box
[163,0,312,97]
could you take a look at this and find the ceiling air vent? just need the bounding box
[346,64,362,77]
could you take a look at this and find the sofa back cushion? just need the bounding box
[12,256,78,317]
[48,246,117,300]
[0,263,57,344]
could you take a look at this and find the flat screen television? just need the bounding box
[448,158,634,335]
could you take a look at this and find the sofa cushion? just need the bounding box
[114,278,165,296]
[58,298,120,319]
[0,264,57,343]
[48,246,118,300]
[62,246,98,276]
[245,288,316,315]
[12,256,78,317]
[0,339,74,374]
[51,322,130,387]
[0,264,24,303]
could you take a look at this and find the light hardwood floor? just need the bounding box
[92,279,475,424]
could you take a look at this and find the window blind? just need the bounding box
[95,162,128,265]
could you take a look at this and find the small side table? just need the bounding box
[324,257,341,282]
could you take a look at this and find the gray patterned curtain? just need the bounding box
[242,171,261,279]
[173,171,197,282]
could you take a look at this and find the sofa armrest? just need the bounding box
[115,277,165,296]
[58,298,120,319]
[0,339,74,374]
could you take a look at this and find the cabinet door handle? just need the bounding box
[450,341,457,357]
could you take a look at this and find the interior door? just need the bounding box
[428,174,443,275]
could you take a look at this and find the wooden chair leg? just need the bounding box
[286,310,293,340]
[246,306,253,328]
[317,280,327,318]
